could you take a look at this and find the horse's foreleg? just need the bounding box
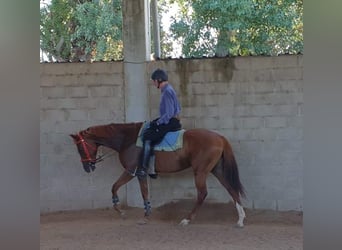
[137,177,151,218]
[111,171,134,217]
[180,173,208,226]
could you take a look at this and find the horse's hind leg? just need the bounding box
[111,171,134,217]
[211,164,246,227]
[180,172,208,226]
[235,202,246,228]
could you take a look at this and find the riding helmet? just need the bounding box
[151,68,168,82]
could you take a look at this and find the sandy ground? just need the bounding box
[40,201,303,250]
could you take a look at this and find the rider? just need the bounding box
[136,68,182,178]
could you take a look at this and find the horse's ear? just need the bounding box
[70,134,77,140]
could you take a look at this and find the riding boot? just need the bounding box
[136,140,152,177]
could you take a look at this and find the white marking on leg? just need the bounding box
[235,203,246,228]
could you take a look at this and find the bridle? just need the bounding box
[74,133,110,164]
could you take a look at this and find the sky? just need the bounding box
[40,0,50,8]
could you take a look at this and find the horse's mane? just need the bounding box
[82,122,141,134]
[79,122,143,149]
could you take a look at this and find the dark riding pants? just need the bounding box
[141,118,181,169]
[143,117,181,144]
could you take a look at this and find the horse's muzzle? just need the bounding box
[83,161,96,173]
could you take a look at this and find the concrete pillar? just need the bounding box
[122,0,151,207]
[151,0,161,58]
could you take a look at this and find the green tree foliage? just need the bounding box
[72,0,123,61]
[40,0,303,61]
[40,0,123,62]
[40,0,74,61]
[164,0,303,57]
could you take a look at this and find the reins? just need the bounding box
[93,150,115,163]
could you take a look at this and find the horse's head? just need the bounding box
[70,132,99,173]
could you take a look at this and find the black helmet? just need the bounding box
[151,68,168,83]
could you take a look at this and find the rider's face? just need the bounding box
[151,79,158,88]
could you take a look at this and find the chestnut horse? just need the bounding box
[70,122,246,227]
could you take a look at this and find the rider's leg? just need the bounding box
[136,140,152,177]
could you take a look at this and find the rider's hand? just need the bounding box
[150,120,158,128]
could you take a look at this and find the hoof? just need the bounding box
[137,218,149,225]
[179,219,190,226]
[113,206,126,217]
[234,223,244,229]
[119,211,126,219]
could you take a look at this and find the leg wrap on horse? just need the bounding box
[112,196,120,206]
[144,200,152,216]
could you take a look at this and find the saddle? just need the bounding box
[136,122,185,151]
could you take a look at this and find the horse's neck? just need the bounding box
[104,122,142,151]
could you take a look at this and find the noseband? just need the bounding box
[74,133,102,163]
[74,133,115,166]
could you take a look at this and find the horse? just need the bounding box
[70,122,246,227]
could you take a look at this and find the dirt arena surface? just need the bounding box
[40,201,303,250]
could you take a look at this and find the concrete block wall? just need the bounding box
[40,55,303,212]
[147,55,303,211]
[40,62,126,212]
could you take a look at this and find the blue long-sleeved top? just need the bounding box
[156,83,181,125]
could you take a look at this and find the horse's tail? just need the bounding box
[221,136,246,203]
